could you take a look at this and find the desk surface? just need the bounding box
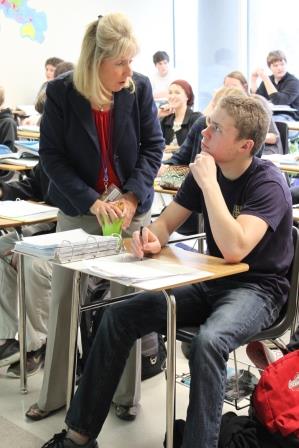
[0,203,58,229]
[17,129,40,140]
[0,163,34,171]
[287,121,299,131]
[154,184,178,195]
[293,208,299,222]
[279,163,299,174]
[59,244,249,292]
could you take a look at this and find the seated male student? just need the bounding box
[42,95,293,448]
[0,163,54,376]
[0,85,17,151]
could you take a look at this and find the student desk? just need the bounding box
[293,207,299,222]
[279,164,299,174]
[17,129,40,140]
[287,121,299,132]
[44,244,248,448]
[0,163,35,172]
[154,184,178,196]
[0,208,58,395]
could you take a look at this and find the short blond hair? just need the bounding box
[203,86,247,116]
[218,95,270,155]
[0,86,4,107]
[73,13,139,105]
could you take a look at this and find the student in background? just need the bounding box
[54,61,75,78]
[21,57,64,125]
[159,79,202,151]
[251,50,299,123]
[150,50,176,101]
[0,85,17,151]
[224,70,249,93]
[159,86,247,175]
[26,12,164,423]
[42,95,293,448]
[251,93,283,155]
[0,164,54,377]
[34,57,64,116]
[35,61,74,116]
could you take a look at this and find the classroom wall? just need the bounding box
[0,0,175,107]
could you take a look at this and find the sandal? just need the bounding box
[25,402,64,421]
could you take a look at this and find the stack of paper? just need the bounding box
[0,200,58,222]
[83,253,212,288]
[14,228,121,263]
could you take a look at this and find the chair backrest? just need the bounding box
[254,226,299,340]
[176,226,299,343]
[275,121,289,155]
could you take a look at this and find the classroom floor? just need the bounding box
[0,342,255,448]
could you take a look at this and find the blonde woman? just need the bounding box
[26,13,164,425]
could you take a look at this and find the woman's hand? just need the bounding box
[116,192,138,229]
[89,199,124,227]
[131,227,161,258]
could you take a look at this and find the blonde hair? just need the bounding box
[73,13,139,106]
[203,86,247,116]
[218,95,270,155]
[0,86,4,107]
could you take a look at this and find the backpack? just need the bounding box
[252,349,299,446]
[80,278,167,380]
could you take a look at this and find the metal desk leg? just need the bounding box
[66,270,83,410]
[163,289,176,448]
[17,253,27,394]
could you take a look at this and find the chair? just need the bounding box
[175,226,299,408]
[276,121,289,155]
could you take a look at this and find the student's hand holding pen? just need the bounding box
[131,226,161,259]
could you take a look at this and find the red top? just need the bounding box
[92,108,121,194]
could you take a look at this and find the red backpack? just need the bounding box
[253,349,299,440]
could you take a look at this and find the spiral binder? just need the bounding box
[14,228,122,263]
[54,235,122,263]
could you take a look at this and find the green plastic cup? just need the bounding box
[101,217,124,236]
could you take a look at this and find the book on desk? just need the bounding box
[0,141,39,167]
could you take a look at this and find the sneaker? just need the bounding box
[41,429,98,447]
[246,341,284,370]
[114,404,137,421]
[0,339,20,367]
[7,344,46,378]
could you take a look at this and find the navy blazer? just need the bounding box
[39,72,164,216]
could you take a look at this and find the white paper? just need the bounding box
[83,253,213,287]
[0,200,58,220]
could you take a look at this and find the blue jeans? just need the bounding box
[65,278,281,448]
